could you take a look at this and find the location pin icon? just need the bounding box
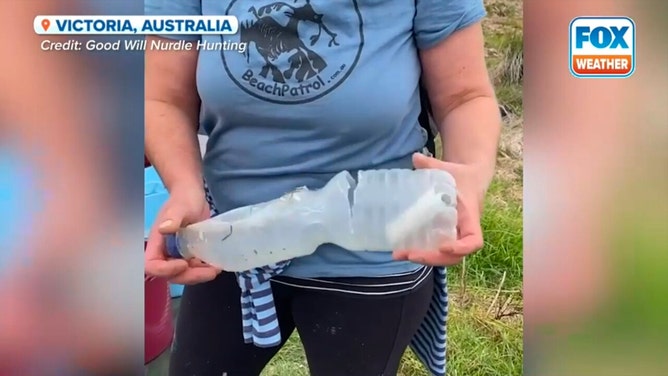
[41,19,50,31]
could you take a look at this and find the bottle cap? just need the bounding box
[164,234,183,259]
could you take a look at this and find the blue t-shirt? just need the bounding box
[145,0,486,278]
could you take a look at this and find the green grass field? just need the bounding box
[263,1,524,375]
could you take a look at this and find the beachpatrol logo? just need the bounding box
[569,16,635,78]
[33,15,239,35]
[221,0,363,105]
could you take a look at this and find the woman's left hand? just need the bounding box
[393,153,485,266]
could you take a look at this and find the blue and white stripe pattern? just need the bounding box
[411,265,448,375]
[237,264,290,347]
[203,182,449,375]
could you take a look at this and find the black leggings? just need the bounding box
[169,270,434,376]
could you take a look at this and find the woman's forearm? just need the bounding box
[144,40,203,194]
[438,95,501,197]
[145,99,204,194]
[418,22,501,200]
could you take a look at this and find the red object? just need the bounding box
[144,273,174,364]
[144,157,173,364]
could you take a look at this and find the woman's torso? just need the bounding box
[197,0,426,278]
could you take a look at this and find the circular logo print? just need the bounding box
[221,0,364,104]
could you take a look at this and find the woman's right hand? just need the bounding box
[144,187,222,284]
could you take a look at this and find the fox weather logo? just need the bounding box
[569,16,636,78]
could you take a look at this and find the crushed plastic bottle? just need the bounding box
[164,169,458,271]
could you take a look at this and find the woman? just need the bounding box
[144,0,501,375]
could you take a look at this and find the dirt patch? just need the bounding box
[485,0,523,195]
[497,114,523,201]
[483,0,523,34]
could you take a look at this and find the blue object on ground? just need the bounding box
[145,166,184,298]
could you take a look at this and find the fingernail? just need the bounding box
[159,219,173,229]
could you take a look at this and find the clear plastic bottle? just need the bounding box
[165,169,457,271]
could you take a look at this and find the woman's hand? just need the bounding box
[144,188,222,284]
[393,153,485,266]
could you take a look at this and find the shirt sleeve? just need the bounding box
[414,0,487,50]
[144,0,202,41]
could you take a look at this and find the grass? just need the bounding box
[484,0,524,117]
[264,1,524,374]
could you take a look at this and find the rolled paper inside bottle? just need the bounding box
[385,189,453,250]
[164,234,183,259]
